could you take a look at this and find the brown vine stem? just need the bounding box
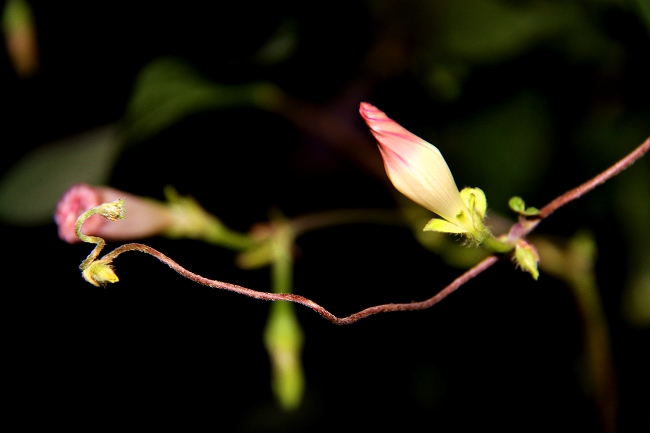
[98,136,649,325]
[539,136,650,219]
[507,136,650,241]
[101,243,499,325]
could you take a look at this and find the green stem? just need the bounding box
[161,188,256,251]
[534,234,617,433]
[481,235,514,254]
[571,266,617,433]
[75,207,106,270]
[200,217,257,251]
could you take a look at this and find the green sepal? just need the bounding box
[508,196,540,216]
[460,187,487,219]
[423,218,468,234]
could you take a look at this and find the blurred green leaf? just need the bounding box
[624,270,650,327]
[439,0,578,63]
[423,0,616,99]
[1,0,39,77]
[0,57,287,226]
[121,57,283,143]
[1,0,32,33]
[0,125,121,225]
[635,0,650,35]
[253,18,298,65]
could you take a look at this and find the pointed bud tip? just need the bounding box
[359,101,375,113]
[359,102,384,123]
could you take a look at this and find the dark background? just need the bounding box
[2,1,649,431]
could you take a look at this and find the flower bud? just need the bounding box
[97,199,126,221]
[55,184,176,244]
[360,102,487,238]
[514,240,540,280]
[82,259,119,287]
[263,302,305,410]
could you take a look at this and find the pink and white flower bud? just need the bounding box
[360,102,475,233]
[55,184,176,243]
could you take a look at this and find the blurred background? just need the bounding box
[1,1,649,431]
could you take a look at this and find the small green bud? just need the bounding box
[264,302,305,410]
[514,240,540,280]
[460,187,487,220]
[82,259,119,287]
[97,199,125,221]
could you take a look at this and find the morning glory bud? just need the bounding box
[360,102,488,240]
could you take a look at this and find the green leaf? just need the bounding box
[523,206,540,216]
[2,0,33,32]
[508,196,539,216]
[121,57,283,143]
[508,196,526,213]
[635,0,650,36]
[0,125,121,225]
[439,0,579,63]
[253,18,298,65]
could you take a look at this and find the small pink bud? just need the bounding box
[54,184,175,244]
